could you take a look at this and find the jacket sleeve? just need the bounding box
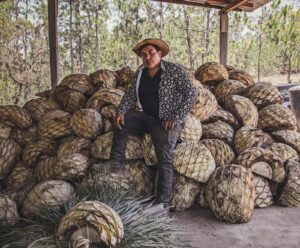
[116,74,138,115]
[171,69,198,123]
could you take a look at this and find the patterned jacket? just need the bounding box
[117,60,198,124]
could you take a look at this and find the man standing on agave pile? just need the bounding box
[94,38,198,208]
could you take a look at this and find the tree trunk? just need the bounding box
[23,0,29,64]
[183,7,194,69]
[287,55,292,84]
[23,0,31,102]
[75,0,83,73]
[69,0,74,73]
[14,0,20,20]
[13,0,20,85]
[159,2,164,39]
[135,5,140,67]
[24,76,31,102]
[95,6,101,70]
[202,9,211,64]
[2,75,10,104]
[79,35,84,73]
[257,33,262,82]
[257,8,265,83]
[86,5,92,29]
[14,84,23,105]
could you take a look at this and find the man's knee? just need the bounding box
[118,110,145,133]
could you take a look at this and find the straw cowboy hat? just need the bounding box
[133,38,170,58]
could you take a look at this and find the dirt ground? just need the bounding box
[260,73,300,85]
[174,205,300,248]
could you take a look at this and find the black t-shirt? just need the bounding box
[138,68,161,119]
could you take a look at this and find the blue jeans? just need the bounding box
[110,110,182,207]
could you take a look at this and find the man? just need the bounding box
[94,38,198,208]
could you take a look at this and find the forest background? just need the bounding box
[0,0,299,105]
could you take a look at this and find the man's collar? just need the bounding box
[161,60,166,70]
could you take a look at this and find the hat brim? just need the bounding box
[133,38,169,58]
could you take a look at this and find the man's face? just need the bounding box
[140,45,162,69]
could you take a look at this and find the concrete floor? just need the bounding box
[174,205,300,248]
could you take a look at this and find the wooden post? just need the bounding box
[219,12,228,65]
[289,86,300,131]
[48,0,59,87]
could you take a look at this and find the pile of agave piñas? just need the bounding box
[0,62,300,246]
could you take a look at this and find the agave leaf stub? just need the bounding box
[0,138,21,180]
[180,114,202,142]
[253,175,273,208]
[91,132,143,160]
[200,139,235,167]
[22,180,75,217]
[70,109,103,139]
[57,201,124,247]
[172,174,200,211]
[0,195,19,226]
[206,165,255,223]
[258,104,297,132]
[278,160,300,207]
[235,147,285,183]
[173,141,216,183]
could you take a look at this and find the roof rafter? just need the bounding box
[151,0,269,12]
[219,0,250,14]
[152,0,224,10]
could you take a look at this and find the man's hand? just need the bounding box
[114,113,125,130]
[162,120,175,130]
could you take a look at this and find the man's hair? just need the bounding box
[139,44,161,53]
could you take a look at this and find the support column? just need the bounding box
[48,0,59,87]
[219,12,228,65]
[288,86,300,131]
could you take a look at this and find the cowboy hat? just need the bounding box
[133,38,170,58]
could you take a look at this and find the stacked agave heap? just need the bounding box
[0,61,299,235]
[144,62,300,223]
[193,62,300,223]
[0,67,148,246]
